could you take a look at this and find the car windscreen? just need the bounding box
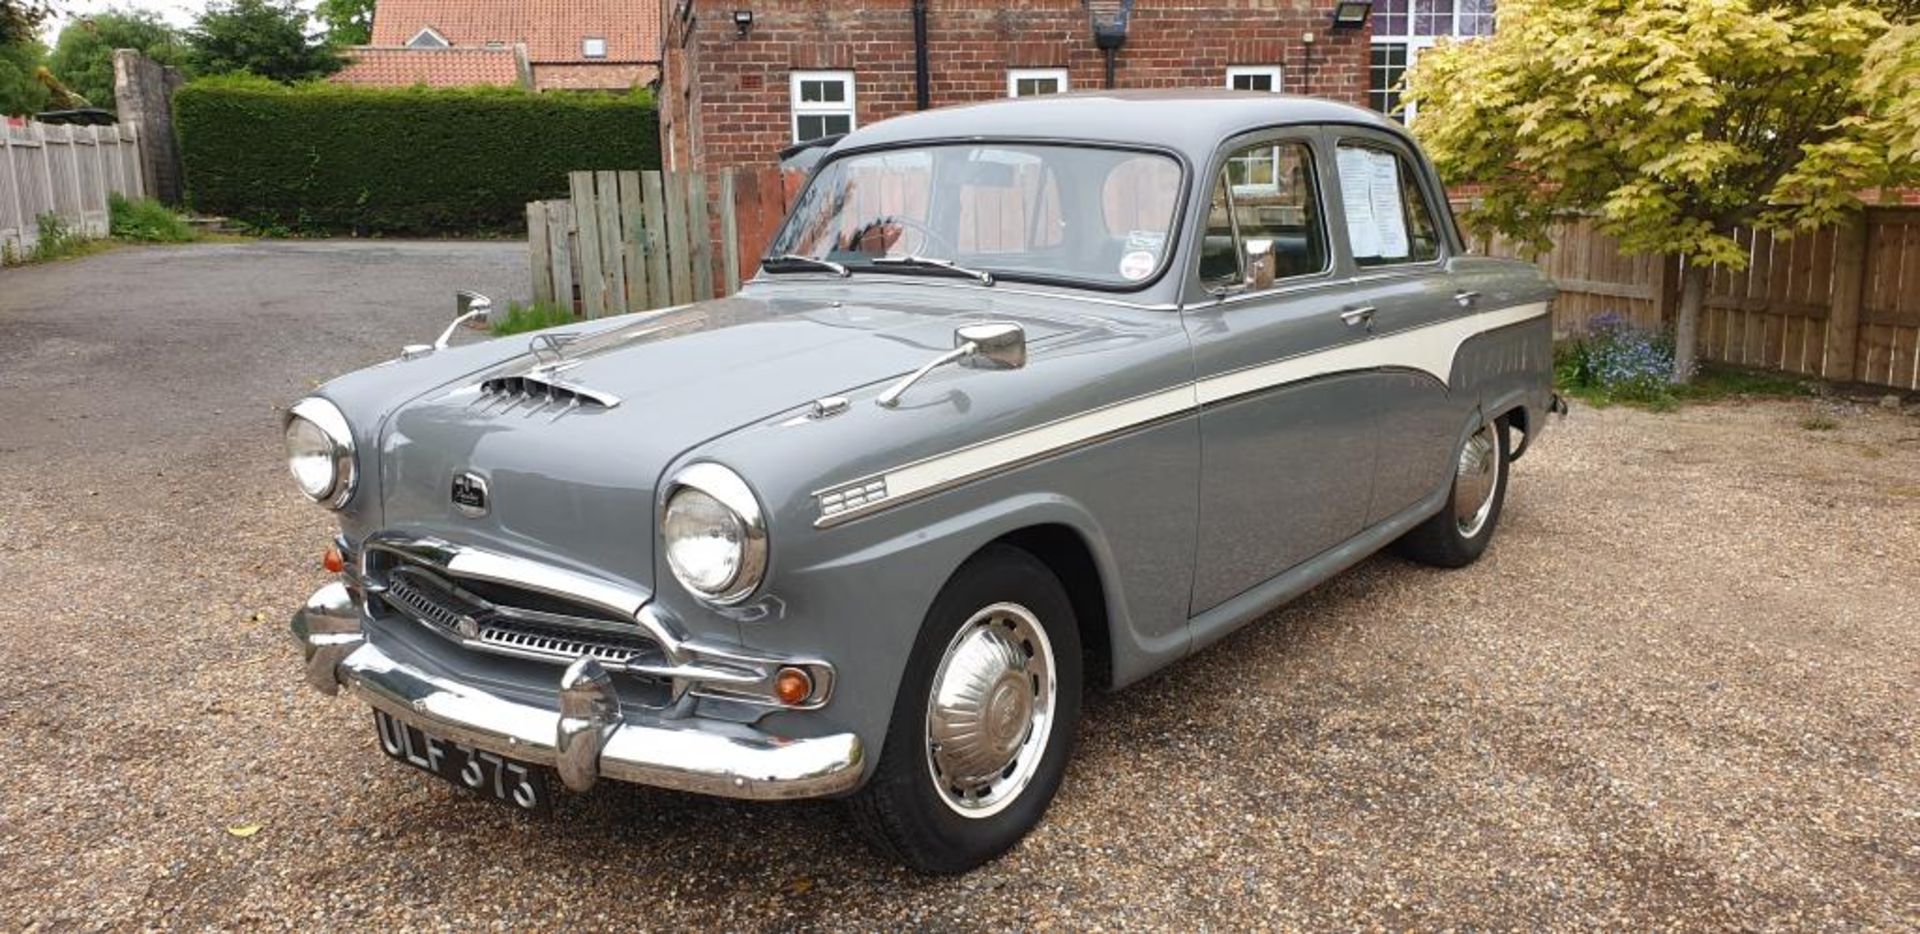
[767,143,1185,289]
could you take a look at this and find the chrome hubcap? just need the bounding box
[1454,426,1500,538]
[925,602,1056,818]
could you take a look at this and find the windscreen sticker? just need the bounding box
[1125,229,1168,253]
[1118,250,1157,281]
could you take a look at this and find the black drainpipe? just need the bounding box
[1091,0,1134,89]
[913,0,931,110]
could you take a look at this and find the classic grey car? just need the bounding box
[286,91,1557,873]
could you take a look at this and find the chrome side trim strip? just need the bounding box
[813,301,1550,527]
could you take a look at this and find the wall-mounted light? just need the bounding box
[1330,0,1373,29]
[732,9,754,38]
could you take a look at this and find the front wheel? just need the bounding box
[1394,418,1510,568]
[846,544,1082,874]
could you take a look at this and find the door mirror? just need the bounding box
[956,322,1026,370]
[1242,239,1276,291]
[455,290,494,329]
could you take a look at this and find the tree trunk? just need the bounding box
[1670,260,1708,384]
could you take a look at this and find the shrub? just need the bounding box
[1556,312,1677,405]
[109,194,199,242]
[174,76,659,234]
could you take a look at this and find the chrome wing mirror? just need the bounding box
[402,291,496,360]
[876,321,1027,408]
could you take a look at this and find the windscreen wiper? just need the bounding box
[761,254,851,277]
[868,254,995,286]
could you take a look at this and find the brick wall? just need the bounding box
[661,0,1371,172]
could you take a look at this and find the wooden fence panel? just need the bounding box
[687,171,715,302]
[662,170,693,306]
[1453,201,1920,390]
[527,201,554,306]
[617,171,648,310]
[640,171,671,309]
[1,119,145,256]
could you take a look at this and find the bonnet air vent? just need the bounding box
[477,373,622,411]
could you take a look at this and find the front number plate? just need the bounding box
[373,710,551,814]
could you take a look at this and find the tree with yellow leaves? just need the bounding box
[1405,0,1920,383]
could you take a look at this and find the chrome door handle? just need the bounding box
[1454,290,1481,307]
[1340,306,1376,327]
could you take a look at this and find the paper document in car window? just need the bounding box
[1369,150,1410,259]
[1336,147,1380,259]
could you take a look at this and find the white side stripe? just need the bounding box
[1196,300,1550,404]
[814,300,1550,526]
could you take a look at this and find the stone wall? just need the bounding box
[113,49,188,206]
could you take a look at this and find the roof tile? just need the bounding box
[369,0,662,65]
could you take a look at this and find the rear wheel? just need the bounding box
[1395,418,1509,568]
[847,544,1082,874]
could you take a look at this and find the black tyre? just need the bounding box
[1394,418,1510,568]
[846,543,1083,874]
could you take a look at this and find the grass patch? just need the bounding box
[109,194,200,243]
[4,199,203,267]
[1800,414,1840,431]
[489,300,578,336]
[1557,363,1813,412]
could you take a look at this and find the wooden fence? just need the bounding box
[0,119,146,257]
[528,167,801,316]
[1464,206,1920,391]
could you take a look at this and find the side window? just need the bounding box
[1335,142,1442,267]
[1200,139,1328,289]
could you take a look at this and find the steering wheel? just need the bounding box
[852,215,955,258]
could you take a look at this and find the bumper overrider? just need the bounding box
[290,577,865,801]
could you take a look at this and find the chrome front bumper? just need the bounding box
[291,582,865,801]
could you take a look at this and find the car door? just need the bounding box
[1325,130,1467,525]
[1182,130,1383,615]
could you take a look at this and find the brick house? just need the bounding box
[334,0,663,91]
[663,1,1385,172]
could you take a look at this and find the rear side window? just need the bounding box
[1335,143,1440,267]
[1199,139,1329,290]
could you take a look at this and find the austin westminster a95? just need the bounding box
[285,91,1558,873]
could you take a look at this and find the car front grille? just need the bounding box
[372,560,665,672]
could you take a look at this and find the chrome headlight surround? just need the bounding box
[283,396,358,510]
[660,462,768,606]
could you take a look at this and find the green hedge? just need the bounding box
[174,76,659,234]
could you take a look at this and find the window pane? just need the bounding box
[821,114,852,137]
[1414,0,1455,36]
[1215,141,1326,285]
[1231,73,1273,92]
[1457,0,1495,35]
[1199,173,1239,286]
[1398,155,1441,261]
[1337,144,1440,266]
[772,144,1182,288]
[796,114,826,142]
[1377,0,1408,36]
[1369,44,1408,121]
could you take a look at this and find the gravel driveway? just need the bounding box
[2,241,1917,930]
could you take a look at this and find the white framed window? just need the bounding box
[1007,68,1068,98]
[407,27,449,49]
[582,37,607,59]
[1370,0,1496,124]
[791,70,856,144]
[1226,66,1283,93]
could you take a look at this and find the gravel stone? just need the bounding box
[2,243,1916,929]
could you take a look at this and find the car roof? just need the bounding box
[832,89,1409,162]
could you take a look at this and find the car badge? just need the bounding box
[451,471,489,518]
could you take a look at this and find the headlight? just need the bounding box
[284,397,357,509]
[661,463,767,605]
